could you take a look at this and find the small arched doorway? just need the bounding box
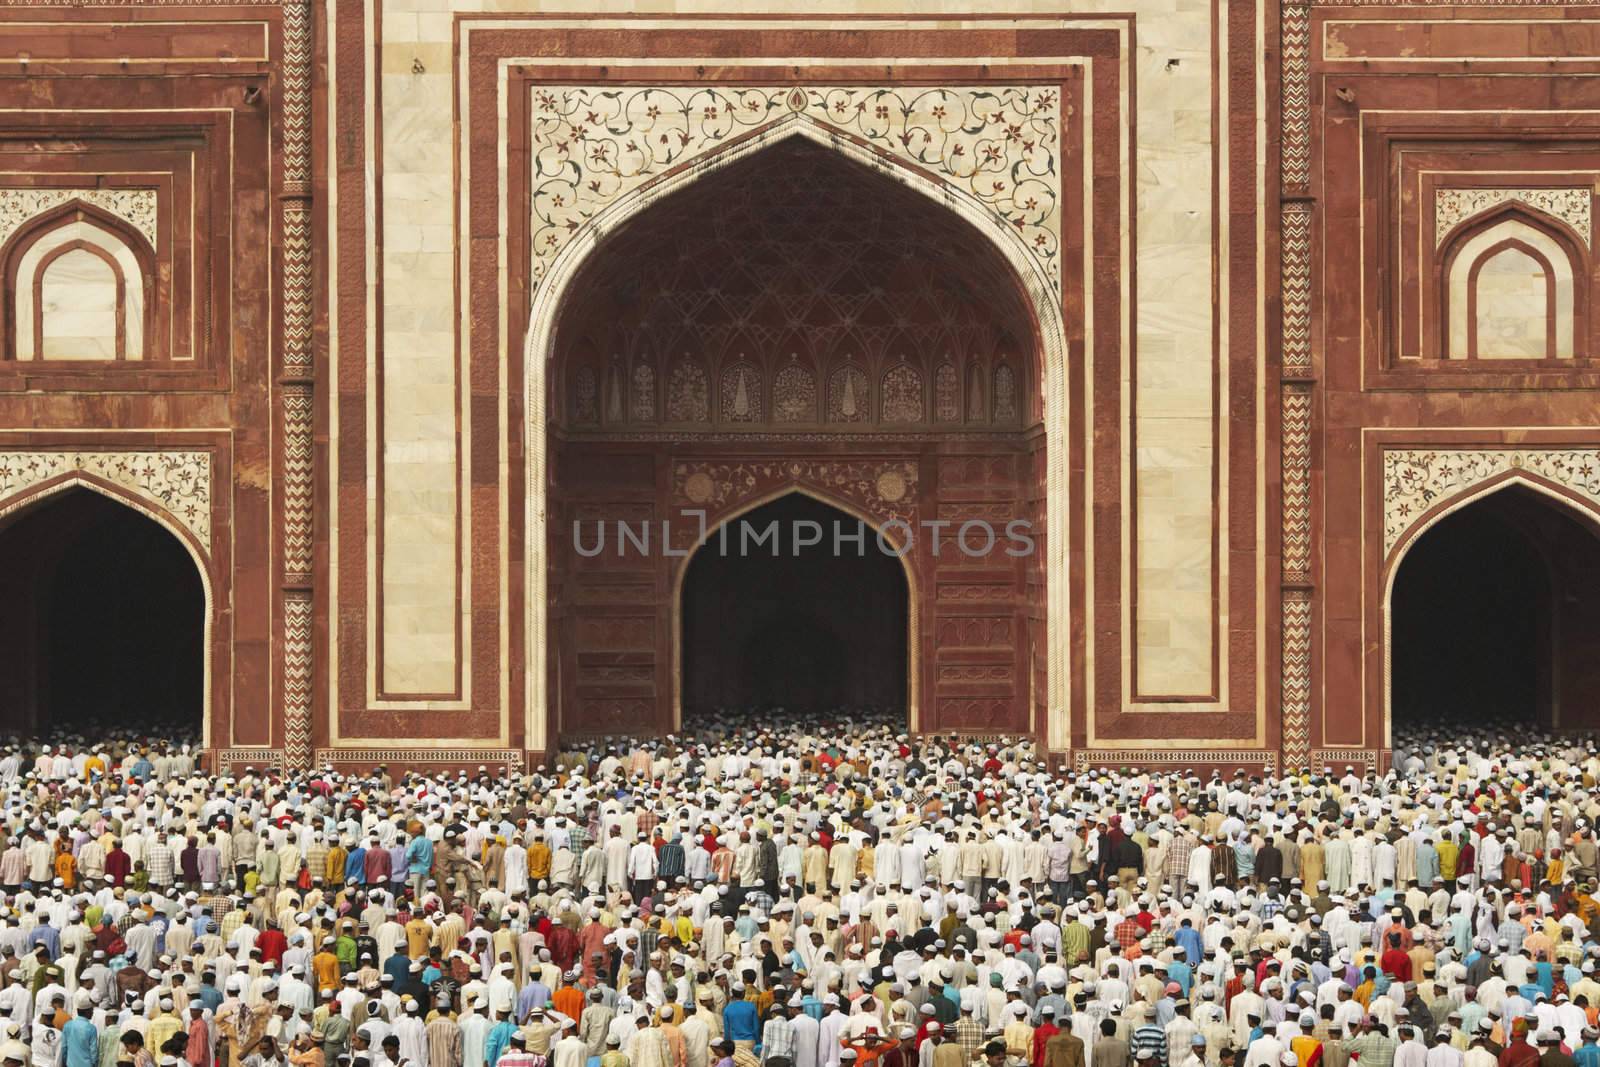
[1389,483,1600,738]
[678,492,910,727]
[0,486,207,741]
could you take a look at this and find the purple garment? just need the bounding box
[197,846,222,885]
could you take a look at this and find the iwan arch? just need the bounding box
[1,2,1597,771]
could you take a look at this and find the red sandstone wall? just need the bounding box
[1302,4,1600,763]
[0,5,281,755]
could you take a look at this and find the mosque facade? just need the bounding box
[0,0,1596,773]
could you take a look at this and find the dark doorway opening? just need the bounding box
[680,493,908,723]
[0,488,205,740]
[1390,485,1600,736]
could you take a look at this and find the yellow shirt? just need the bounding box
[312,950,341,994]
[1437,841,1460,881]
[529,843,552,880]
[147,1012,183,1053]
[325,846,348,884]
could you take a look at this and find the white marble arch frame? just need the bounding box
[1443,216,1576,361]
[1379,469,1600,751]
[0,472,215,751]
[524,114,1071,751]
[11,215,150,362]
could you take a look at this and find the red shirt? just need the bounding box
[256,928,288,966]
[1033,1023,1061,1067]
[1499,1039,1541,1067]
[1380,948,1412,982]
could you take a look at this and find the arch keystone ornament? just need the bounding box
[1435,188,1592,250]
[528,85,1063,289]
[0,451,211,552]
[1382,448,1600,561]
[0,189,159,251]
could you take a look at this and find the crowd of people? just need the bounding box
[1,716,1599,1067]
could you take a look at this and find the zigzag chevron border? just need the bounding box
[282,206,313,373]
[284,591,314,769]
[1281,205,1313,377]
[1281,389,1313,575]
[1281,4,1311,193]
[282,388,314,576]
[1281,590,1313,768]
[1279,0,1319,768]
[278,0,316,770]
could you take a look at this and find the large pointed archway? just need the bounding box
[543,135,1046,741]
[0,486,208,744]
[1387,481,1600,741]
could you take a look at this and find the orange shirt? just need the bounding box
[54,850,76,890]
[311,950,341,995]
[553,985,584,1023]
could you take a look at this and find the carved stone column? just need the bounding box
[1279,0,1316,771]
[280,0,315,769]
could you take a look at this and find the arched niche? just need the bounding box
[1441,208,1586,361]
[2,201,156,362]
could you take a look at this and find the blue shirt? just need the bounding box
[1415,842,1440,886]
[406,837,435,876]
[1174,927,1204,967]
[62,1017,98,1067]
[518,980,551,1021]
[28,923,60,959]
[724,999,760,1043]
[384,953,413,988]
[1533,963,1554,998]
[487,1020,519,1065]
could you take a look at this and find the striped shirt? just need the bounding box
[427,1015,464,1067]
[1132,1024,1168,1067]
